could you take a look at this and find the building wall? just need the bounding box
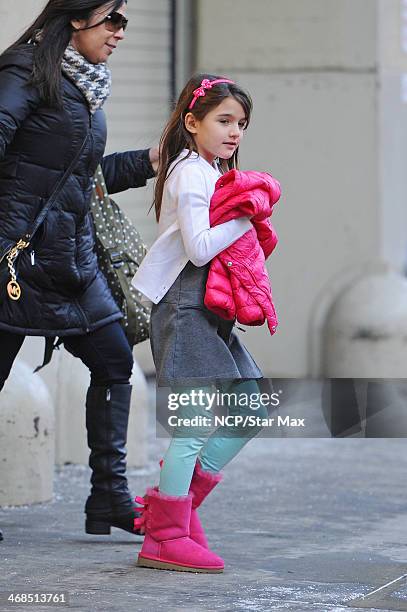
[378,0,407,270]
[105,0,171,245]
[0,1,43,48]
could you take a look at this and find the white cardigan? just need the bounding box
[132,150,251,304]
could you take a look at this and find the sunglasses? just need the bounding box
[78,10,129,33]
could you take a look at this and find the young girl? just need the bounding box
[132,74,280,573]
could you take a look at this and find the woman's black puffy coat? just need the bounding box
[0,45,154,336]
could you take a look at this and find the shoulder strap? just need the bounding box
[26,134,89,241]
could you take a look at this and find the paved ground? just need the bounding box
[1,383,407,611]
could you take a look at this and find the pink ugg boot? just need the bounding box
[189,460,223,548]
[134,488,224,573]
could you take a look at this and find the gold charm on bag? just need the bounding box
[6,238,30,301]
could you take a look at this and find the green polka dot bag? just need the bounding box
[90,165,150,346]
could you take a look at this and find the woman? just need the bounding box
[0,0,158,538]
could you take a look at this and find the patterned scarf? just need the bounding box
[61,44,111,114]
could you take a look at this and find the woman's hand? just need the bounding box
[149,146,159,173]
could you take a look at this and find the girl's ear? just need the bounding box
[184,112,199,134]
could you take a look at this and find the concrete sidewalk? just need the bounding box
[1,430,407,610]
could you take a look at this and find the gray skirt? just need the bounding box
[150,261,263,387]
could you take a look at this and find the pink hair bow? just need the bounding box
[188,78,235,109]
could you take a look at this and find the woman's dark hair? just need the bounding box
[153,73,253,222]
[6,0,126,107]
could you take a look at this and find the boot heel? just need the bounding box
[85,519,111,535]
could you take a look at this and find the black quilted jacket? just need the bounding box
[0,44,154,336]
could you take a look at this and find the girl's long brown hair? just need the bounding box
[153,73,253,222]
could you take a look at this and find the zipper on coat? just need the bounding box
[30,250,35,266]
[74,299,90,333]
[72,112,93,334]
[239,259,277,323]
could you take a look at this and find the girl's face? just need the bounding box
[185,97,248,165]
[70,2,127,64]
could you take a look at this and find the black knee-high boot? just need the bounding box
[85,384,139,535]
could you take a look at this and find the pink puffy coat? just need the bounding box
[204,169,281,335]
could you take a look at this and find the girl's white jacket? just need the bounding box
[132,150,251,304]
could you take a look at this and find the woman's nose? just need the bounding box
[114,28,125,41]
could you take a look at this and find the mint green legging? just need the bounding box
[159,379,268,496]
